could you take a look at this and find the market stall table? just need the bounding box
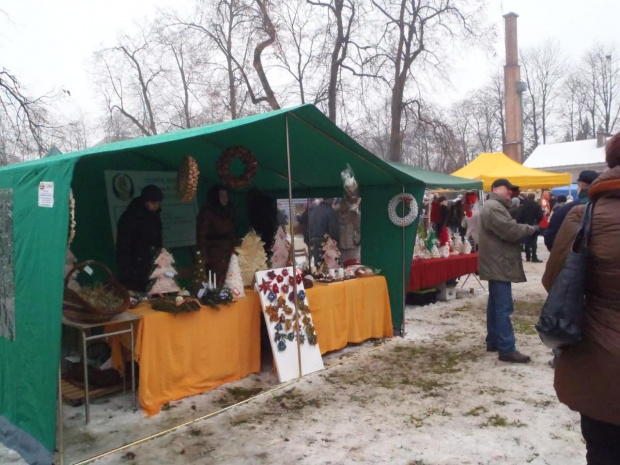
[109,291,262,416]
[109,277,392,415]
[307,275,393,354]
[408,253,479,292]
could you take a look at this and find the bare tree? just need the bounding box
[307,0,356,123]
[585,45,620,134]
[94,25,164,136]
[0,68,63,162]
[361,0,488,162]
[520,40,565,148]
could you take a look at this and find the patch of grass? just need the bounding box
[443,332,466,344]
[271,388,320,410]
[226,387,263,401]
[494,400,508,406]
[414,378,446,392]
[188,427,202,437]
[231,417,250,426]
[453,303,474,312]
[513,317,537,335]
[482,414,526,428]
[483,414,508,427]
[465,406,488,417]
[513,300,545,318]
[534,399,553,408]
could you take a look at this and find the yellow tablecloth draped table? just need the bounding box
[109,290,262,416]
[108,276,392,416]
[307,275,393,354]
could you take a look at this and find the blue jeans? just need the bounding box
[486,280,516,354]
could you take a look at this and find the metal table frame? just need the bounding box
[60,312,141,424]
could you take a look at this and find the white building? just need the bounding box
[523,133,613,182]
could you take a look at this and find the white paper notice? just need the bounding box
[38,182,54,208]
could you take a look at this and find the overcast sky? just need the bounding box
[1,0,618,122]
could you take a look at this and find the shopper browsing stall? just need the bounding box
[116,184,164,292]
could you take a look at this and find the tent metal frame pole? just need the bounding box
[285,115,303,379]
[401,185,406,337]
[57,364,65,465]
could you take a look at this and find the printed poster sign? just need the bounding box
[104,171,199,248]
[38,182,54,208]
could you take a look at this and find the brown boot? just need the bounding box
[498,351,531,363]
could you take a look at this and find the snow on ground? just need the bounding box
[1,245,586,465]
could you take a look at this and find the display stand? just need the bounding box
[61,312,140,424]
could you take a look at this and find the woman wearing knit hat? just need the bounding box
[543,132,620,464]
[115,184,164,292]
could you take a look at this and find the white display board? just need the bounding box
[104,171,199,248]
[255,267,324,383]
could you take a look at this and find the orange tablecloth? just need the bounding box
[109,291,262,416]
[307,275,393,354]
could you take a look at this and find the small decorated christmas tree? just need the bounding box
[270,226,291,268]
[236,229,268,286]
[191,250,208,295]
[148,249,180,296]
[426,230,438,253]
[430,244,441,259]
[224,253,245,298]
[321,234,341,269]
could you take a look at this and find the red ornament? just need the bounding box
[282,284,289,293]
[272,283,279,293]
[289,276,295,285]
[296,275,302,285]
[276,275,284,283]
[258,278,272,294]
[267,271,276,280]
[282,269,289,277]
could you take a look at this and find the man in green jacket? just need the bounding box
[478,179,538,363]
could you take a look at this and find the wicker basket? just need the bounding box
[63,261,130,324]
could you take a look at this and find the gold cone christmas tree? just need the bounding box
[236,229,268,286]
[191,250,208,295]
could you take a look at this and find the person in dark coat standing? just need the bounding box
[478,178,537,363]
[518,193,544,262]
[544,170,598,251]
[542,135,620,464]
[196,185,236,288]
[309,198,339,266]
[116,185,164,292]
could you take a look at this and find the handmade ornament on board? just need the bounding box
[176,155,200,202]
[224,253,245,298]
[236,229,268,286]
[147,249,180,296]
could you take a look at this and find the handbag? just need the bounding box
[535,202,594,350]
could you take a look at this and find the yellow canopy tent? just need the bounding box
[452,152,571,191]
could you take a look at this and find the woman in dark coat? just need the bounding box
[196,185,236,287]
[543,133,620,464]
[116,185,163,292]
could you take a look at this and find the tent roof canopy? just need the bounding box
[388,161,482,191]
[1,104,481,193]
[452,152,571,191]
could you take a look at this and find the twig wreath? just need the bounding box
[216,146,258,189]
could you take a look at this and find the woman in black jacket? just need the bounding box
[116,185,163,292]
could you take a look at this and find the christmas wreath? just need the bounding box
[216,146,258,189]
[388,193,418,227]
[176,155,200,202]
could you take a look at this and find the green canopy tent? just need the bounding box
[0,104,480,464]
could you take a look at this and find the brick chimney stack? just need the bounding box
[503,12,523,163]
